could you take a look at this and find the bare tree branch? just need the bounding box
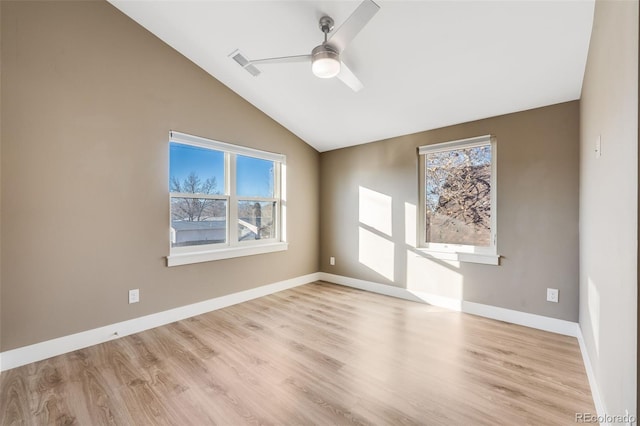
[425,145,491,246]
[170,172,221,222]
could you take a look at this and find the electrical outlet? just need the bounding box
[330,256,335,266]
[595,135,602,158]
[129,289,140,304]
[546,288,559,303]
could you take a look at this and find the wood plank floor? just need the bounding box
[0,281,595,425]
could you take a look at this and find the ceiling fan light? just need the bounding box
[311,45,341,78]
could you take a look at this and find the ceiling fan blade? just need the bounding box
[251,54,311,65]
[230,50,310,77]
[337,61,364,92]
[327,0,380,53]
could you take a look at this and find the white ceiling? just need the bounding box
[109,0,595,152]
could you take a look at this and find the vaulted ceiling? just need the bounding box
[109,0,595,152]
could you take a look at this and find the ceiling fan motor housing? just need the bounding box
[311,45,341,78]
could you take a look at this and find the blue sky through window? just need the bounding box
[237,155,274,198]
[170,143,274,197]
[170,143,224,194]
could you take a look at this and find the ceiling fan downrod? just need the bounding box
[318,16,335,43]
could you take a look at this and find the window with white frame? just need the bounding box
[167,131,287,266]
[418,135,498,265]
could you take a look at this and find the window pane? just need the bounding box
[171,197,227,247]
[236,155,274,198]
[169,143,224,195]
[237,201,276,241]
[425,144,491,246]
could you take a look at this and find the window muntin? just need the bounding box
[419,135,497,258]
[169,132,285,260]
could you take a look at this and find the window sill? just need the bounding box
[417,249,500,265]
[167,242,288,267]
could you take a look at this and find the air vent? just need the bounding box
[229,50,261,77]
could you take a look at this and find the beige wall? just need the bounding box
[579,0,638,418]
[0,0,3,355]
[0,0,319,351]
[320,101,580,321]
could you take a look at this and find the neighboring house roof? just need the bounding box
[171,219,226,231]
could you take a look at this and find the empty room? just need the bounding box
[0,0,637,424]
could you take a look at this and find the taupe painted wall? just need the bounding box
[0,1,319,351]
[579,0,638,418]
[0,0,3,355]
[320,101,580,321]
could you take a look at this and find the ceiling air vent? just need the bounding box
[229,50,261,77]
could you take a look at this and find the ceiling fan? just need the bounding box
[230,0,380,92]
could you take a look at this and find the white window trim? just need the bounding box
[167,242,288,267]
[418,135,499,266]
[167,131,287,267]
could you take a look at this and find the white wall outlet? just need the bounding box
[128,289,140,304]
[595,134,602,158]
[546,288,559,303]
[329,256,335,266]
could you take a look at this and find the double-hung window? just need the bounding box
[418,135,499,265]
[167,131,287,266]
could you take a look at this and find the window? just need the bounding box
[167,131,286,266]
[418,135,499,265]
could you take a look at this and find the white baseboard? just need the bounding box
[461,300,578,336]
[319,272,578,337]
[319,272,464,311]
[576,327,609,426]
[0,272,320,372]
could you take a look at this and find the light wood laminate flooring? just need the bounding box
[1,281,595,425]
